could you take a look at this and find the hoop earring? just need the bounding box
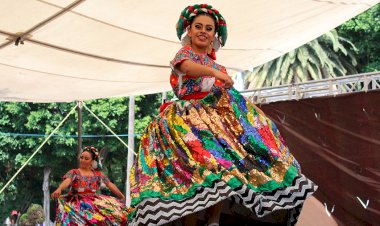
[207,41,214,55]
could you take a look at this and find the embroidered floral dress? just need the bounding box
[170,45,225,100]
[56,169,129,226]
[128,46,317,226]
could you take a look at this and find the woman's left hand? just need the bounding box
[223,79,234,89]
[214,70,234,89]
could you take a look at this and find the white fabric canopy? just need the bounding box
[0,0,378,102]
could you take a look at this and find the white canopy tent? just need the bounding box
[1,2,379,223]
[0,0,378,103]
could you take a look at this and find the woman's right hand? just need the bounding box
[51,188,62,199]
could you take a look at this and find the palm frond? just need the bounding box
[295,65,307,82]
[297,48,309,68]
[242,28,358,88]
[323,30,342,52]
[280,54,291,79]
[306,63,321,80]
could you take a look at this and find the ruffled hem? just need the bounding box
[129,175,317,226]
[131,165,298,207]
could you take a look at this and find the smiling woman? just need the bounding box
[187,14,217,54]
[128,4,317,226]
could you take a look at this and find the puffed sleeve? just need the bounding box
[97,171,110,186]
[62,169,78,180]
[170,46,194,68]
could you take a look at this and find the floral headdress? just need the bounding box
[176,4,228,48]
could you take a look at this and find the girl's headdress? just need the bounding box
[176,4,227,47]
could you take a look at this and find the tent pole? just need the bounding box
[77,101,83,165]
[126,96,135,207]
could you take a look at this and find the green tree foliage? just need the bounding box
[243,29,358,89]
[0,93,162,221]
[337,3,380,72]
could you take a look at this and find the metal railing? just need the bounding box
[240,72,380,104]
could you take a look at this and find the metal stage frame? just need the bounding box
[241,72,380,104]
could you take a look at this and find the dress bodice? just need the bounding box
[63,169,110,194]
[170,45,226,100]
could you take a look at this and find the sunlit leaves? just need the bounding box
[243,29,358,89]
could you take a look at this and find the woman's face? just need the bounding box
[188,15,216,52]
[79,151,93,169]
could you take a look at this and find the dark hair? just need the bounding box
[190,13,218,32]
